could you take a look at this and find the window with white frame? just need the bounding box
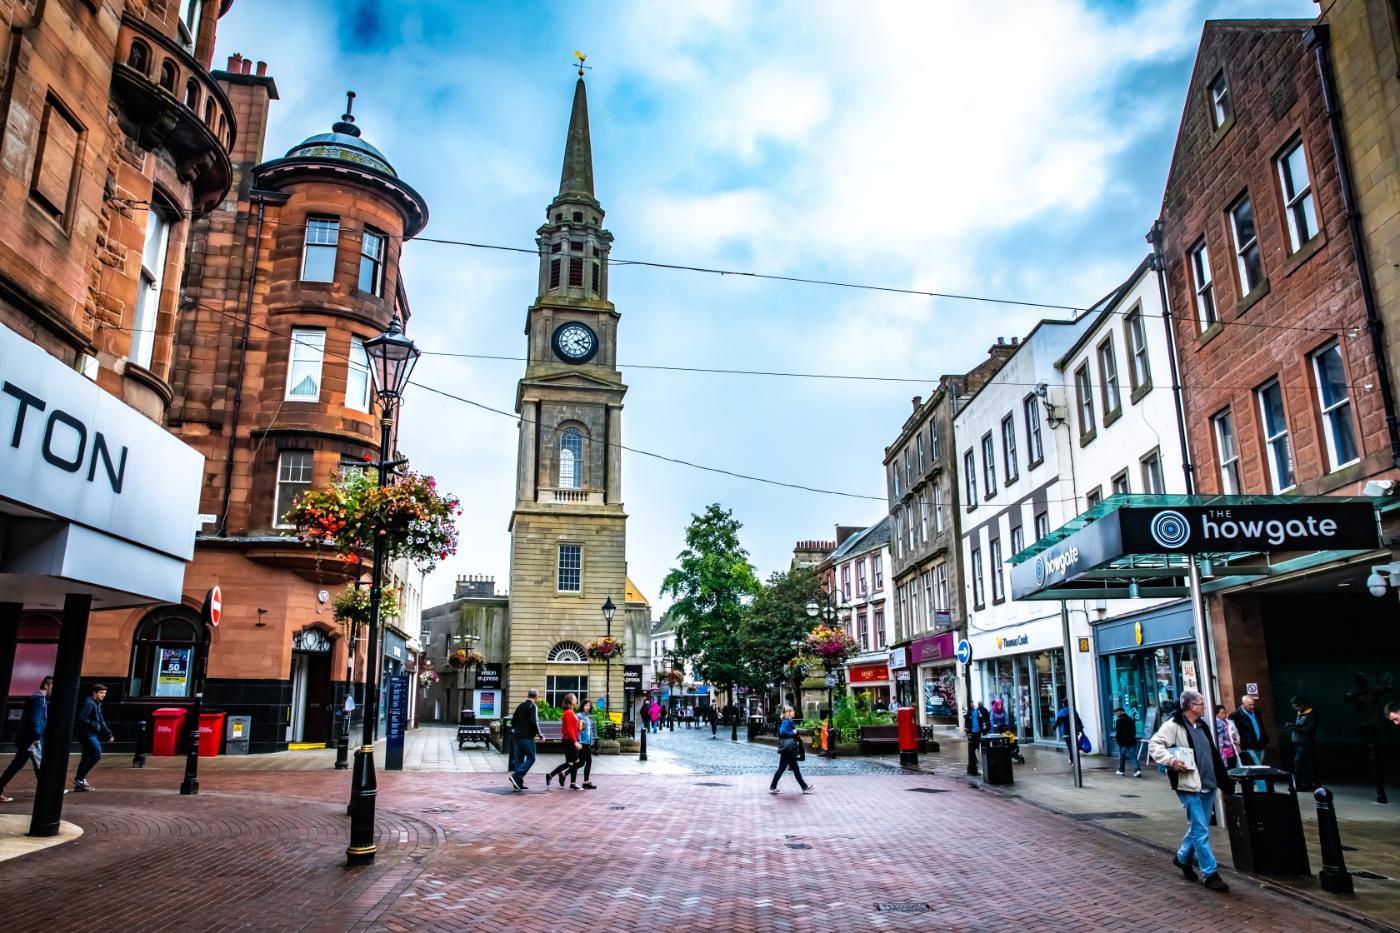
[963,449,977,510]
[302,217,339,282]
[557,544,582,592]
[892,513,902,559]
[1035,511,1049,540]
[1208,71,1231,129]
[904,450,912,485]
[1311,341,1358,471]
[842,564,852,601]
[933,484,944,533]
[1098,336,1121,417]
[1190,241,1217,330]
[929,422,940,462]
[916,434,925,472]
[1277,140,1319,253]
[875,607,886,648]
[1126,308,1151,392]
[892,464,901,498]
[908,579,920,634]
[346,336,371,411]
[935,563,948,612]
[358,228,387,295]
[1213,409,1242,494]
[905,502,915,550]
[856,559,867,595]
[872,554,883,590]
[131,197,173,369]
[857,610,869,651]
[990,538,1004,602]
[919,497,929,541]
[898,584,909,641]
[1001,413,1018,483]
[981,432,996,498]
[286,328,325,400]
[1086,486,1102,509]
[1010,525,1024,556]
[971,547,985,608]
[274,450,313,528]
[1229,195,1263,295]
[922,570,935,628]
[1141,449,1166,495]
[178,0,203,48]
[558,428,583,488]
[1256,379,1295,491]
[1112,470,1131,496]
[1024,395,1044,464]
[1075,363,1095,437]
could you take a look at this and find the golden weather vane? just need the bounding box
[572,50,591,77]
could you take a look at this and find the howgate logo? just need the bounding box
[1149,510,1191,549]
[1201,512,1340,547]
[1039,546,1080,580]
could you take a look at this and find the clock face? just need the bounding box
[552,322,598,363]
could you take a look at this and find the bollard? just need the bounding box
[131,720,147,769]
[639,723,648,762]
[730,715,738,742]
[1315,787,1355,896]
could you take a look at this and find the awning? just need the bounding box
[1009,494,1382,601]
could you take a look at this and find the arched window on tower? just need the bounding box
[159,60,177,92]
[559,428,583,489]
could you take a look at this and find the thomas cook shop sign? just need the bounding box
[1012,501,1378,600]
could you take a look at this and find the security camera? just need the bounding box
[1368,571,1388,598]
[1363,480,1396,498]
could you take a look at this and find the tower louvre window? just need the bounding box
[591,262,600,293]
[568,258,583,287]
[549,259,561,289]
[572,211,583,222]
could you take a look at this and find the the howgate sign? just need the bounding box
[1012,500,1379,600]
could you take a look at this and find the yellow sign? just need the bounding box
[1134,621,1144,645]
[1077,637,1090,653]
[608,711,622,724]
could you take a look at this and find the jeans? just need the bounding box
[1117,743,1139,773]
[771,750,808,790]
[511,738,537,784]
[1176,789,1219,877]
[1063,735,1075,763]
[1293,743,1318,789]
[75,734,103,783]
[0,741,40,791]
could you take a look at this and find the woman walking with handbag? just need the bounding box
[769,706,813,795]
[575,699,598,790]
[546,694,582,790]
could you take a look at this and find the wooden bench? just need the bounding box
[537,720,564,748]
[859,724,900,754]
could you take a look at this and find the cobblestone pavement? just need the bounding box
[0,751,1373,932]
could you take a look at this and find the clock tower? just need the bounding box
[507,74,628,717]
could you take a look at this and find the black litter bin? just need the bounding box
[980,734,1015,785]
[1223,766,1310,875]
[746,717,764,742]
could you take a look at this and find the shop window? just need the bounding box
[10,614,59,697]
[129,608,203,698]
[546,675,588,710]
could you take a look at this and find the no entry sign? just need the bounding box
[204,585,222,627]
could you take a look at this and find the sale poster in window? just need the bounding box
[156,647,192,696]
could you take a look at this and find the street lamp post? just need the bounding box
[601,597,616,735]
[346,317,419,868]
[806,594,839,758]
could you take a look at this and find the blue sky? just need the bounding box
[214,0,1317,608]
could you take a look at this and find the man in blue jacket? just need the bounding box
[0,676,53,802]
[74,683,115,792]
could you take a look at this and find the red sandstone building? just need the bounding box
[1155,19,1400,778]
[76,59,430,752]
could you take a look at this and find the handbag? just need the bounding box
[795,734,806,761]
[1077,732,1092,754]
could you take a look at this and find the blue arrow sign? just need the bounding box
[956,639,973,665]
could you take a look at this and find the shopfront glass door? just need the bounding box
[1033,650,1066,742]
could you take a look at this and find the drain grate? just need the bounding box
[1066,811,1144,821]
[785,842,812,849]
[1351,870,1390,881]
[876,903,932,913]
[694,782,732,787]
[608,805,626,810]
[1119,794,1140,799]
[906,787,949,794]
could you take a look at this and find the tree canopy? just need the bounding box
[740,566,826,695]
[659,504,761,691]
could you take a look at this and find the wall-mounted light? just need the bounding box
[255,608,268,628]
[1127,580,1140,599]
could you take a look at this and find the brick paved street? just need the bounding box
[0,732,1376,933]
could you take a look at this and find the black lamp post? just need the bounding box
[346,317,419,867]
[806,593,839,757]
[601,597,616,734]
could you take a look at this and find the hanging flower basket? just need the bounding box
[803,623,859,668]
[586,636,624,661]
[283,468,461,573]
[331,584,400,627]
[661,669,684,686]
[418,670,440,690]
[449,648,485,670]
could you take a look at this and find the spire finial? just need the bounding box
[557,64,595,198]
[572,50,591,78]
[333,90,362,137]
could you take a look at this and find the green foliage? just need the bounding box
[660,504,761,691]
[536,700,563,722]
[740,566,826,693]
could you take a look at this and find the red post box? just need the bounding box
[897,706,919,767]
[198,712,226,757]
[151,708,188,756]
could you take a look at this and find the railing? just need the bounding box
[541,487,604,505]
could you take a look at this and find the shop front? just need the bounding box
[973,626,1075,746]
[889,647,913,710]
[845,657,891,708]
[1094,601,1196,754]
[910,631,958,725]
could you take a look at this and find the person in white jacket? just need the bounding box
[1148,689,1233,893]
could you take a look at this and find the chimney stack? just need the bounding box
[255,61,268,77]
[227,53,243,72]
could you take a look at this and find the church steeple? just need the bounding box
[558,77,594,199]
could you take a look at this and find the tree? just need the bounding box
[660,504,761,696]
[741,566,826,708]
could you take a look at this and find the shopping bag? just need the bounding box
[1077,732,1092,754]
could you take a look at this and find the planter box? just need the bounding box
[599,740,621,755]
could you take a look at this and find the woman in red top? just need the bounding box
[547,694,582,790]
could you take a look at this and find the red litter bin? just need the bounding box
[198,712,226,757]
[151,708,188,756]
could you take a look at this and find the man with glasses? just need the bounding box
[1149,689,1232,893]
